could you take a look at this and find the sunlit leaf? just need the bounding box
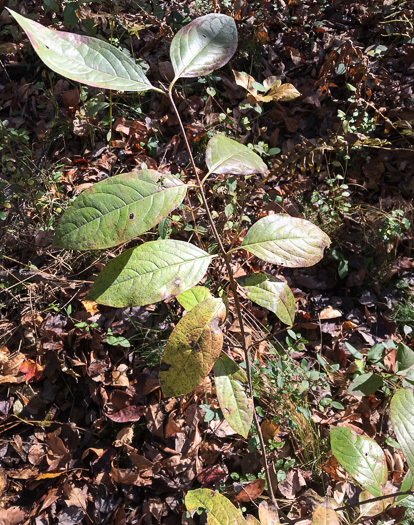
[53,171,187,250]
[331,426,387,497]
[214,354,253,438]
[311,504,340,525]
[359,489,391,517]
[233,70,299,103]
[241,215,331,267]
[237,273,295,325]
[206,135,268,176]
[347,373,383,397]
[185,489,246,525]
[395,343,414,375]
[396,470,414,508]
[176,286,211,311]
[170,14,237,80]
[159,297,226,397]
[258,500,280,525]
[87,240,213,307]
[264,83,301,102]
[9,10,154,92]
[390,389,414,472]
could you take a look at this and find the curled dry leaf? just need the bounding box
[233,70,300,104]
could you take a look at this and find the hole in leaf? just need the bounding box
[129,213,134,220]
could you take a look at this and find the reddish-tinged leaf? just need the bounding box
[19,360,43,382]
[105,405,146,423]
[197,465,228,486]
[234,479,266,502]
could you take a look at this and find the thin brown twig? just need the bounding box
[168,88,277,506]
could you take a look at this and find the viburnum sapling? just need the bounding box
[10,9,330,510]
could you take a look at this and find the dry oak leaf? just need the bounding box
[233,70,300,104]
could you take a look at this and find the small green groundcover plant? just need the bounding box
[13,9,413,524]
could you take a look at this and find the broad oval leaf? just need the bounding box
[9,10,154,92]
[359,489,391,517]
[330,426,387,497]
[390,388,414,472]
[206,135,268,176]
[87,240,213,307]
[214,354,253,438]
[347,373,383,397]
[176,286,211,312]
[241,214,331,267]
[237,273,295,326]
[258,500,280,525]
[159,297,226,397]
[396,343,414,375]
[53,171,187,250]
[311,504,340,525]
[170,14,237,80]
[185,489,246,525]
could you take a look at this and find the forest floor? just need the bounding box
[0,0,413,523]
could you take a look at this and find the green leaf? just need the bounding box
[345,342,364,360]
[241,215,331,267]
[87,240,213,307]
[206,135,268,176]
[396,343,414,375]
[53,171,187,250]
[214,354,253,438]
[347,373,383,397]
[396,470,414,508]
[9,10,154,92]
[330,426,387,497]
[185,489,246,525]
[176,286,211,312]
[170,14,237,81]
[390,389,414,472]
[236,273,295,326]
[159,297,226,397]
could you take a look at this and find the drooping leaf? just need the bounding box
[347,373,383,397]
[170,14,237,81]
[396,343,414,375]
[237,273,295,326]
[214,354,253,438]
[330,426,387,497]
[311,504,340,525]
[176,286,211,311]
[87,240,213,307]
[185,489,246,525]
[159,297,226,397]
[53,171,187,250]
[9,10,155,92]
[390,389,414,472]
[241,215,331,267]
[205,135,268,176]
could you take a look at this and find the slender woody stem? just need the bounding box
[168,89,277,506]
